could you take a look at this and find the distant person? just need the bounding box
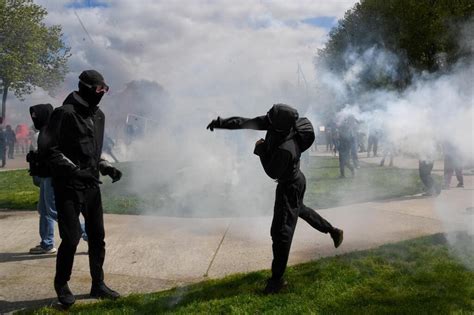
[15,124,29,154]
[419,159,440,196]
[336,121,355,178]
[0,127,6,167]
[5,125,16,159]
[43,70,122,306]
[207,104,343,294]
[379,138,396,167]
[343,115,359,168]
[367,129,379,157]
[443,141,463,189]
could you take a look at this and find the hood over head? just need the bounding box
[29,104,54,130]
[266,104,299,133]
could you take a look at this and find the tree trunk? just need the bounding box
[1,83,8,125]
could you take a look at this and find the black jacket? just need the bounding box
[42,92,106,189]
[28,104,54,177]
[215,115,301,182]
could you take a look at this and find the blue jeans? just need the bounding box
[38,177,57,250]
[37,177,87,249]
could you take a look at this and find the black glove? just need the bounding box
[101,165,122,183]
[74,168,102,186]
[108,167,122,183]
[206,117,221,131]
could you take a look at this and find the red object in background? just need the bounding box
[15,123,31,154]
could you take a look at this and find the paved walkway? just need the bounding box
[0,154,472,313]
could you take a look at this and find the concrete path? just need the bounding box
[0,155,473,313]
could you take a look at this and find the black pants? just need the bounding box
[419,161,439,194]
[270,172,334,281]
[54,186,105,286]
[338,148,353,177]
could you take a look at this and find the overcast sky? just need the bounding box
[8,0,357,124]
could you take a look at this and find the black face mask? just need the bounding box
[78,82,104,107]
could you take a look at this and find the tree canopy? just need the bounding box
[317,0,474,90]
[0,0,70,123]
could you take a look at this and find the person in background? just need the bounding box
[0,127,6,167]
[27,104,58,254]
[367,128,379,158]
[5,125,16,159]
[443,141,464,189]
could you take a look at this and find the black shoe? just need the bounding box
[330,228,344,248]
[264,278,288,294]
[457,183,464,188]
[55,282,75,307]
[90,282,120,300]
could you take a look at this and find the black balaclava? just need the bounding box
[29,104,54,130]
[77,70,108,107]
[265,104,299,150]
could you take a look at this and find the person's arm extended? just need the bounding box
[207,115,269,131]
[41,109,79,177]
[254,140,290,179]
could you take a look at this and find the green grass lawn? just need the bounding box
[0,157,433,215]
[29,233,474,314]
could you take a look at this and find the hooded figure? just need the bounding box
[42,70,121,307]
[207,104,343,294]
[27,104,54,177]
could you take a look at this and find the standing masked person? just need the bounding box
[207,104,343,294]
[42,70,122,307]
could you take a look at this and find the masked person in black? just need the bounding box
[207,104,343,294]
[42,70,122,307]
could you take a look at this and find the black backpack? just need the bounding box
[295,118,315,153]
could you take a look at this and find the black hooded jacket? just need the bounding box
[214,104,304,182]
[28,104,54,177]
[42,92,105,189]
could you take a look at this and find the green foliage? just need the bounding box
[0,169,38,209]
[317,0,474,89]
[30,234,474,314]
[0,0,70,118]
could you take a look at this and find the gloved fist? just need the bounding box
[74,168,102,185]
[206,117,221,131]
[108,167,122,183]
[99,161,122,183]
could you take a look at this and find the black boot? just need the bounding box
[264,278,288,294]
[330,228,344,248]
[54,282,75,307]
[90,282,120,300]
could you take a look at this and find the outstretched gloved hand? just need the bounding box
[206,117,221,131]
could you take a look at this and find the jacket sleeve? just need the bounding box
[256,145,291,180]
[217,115,270,130]
[42,109,79,177]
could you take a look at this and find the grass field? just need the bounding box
[29,233,474,314]
[0,157,432,216]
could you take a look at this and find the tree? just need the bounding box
[317,0,474,90]
[0,0,70,123]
